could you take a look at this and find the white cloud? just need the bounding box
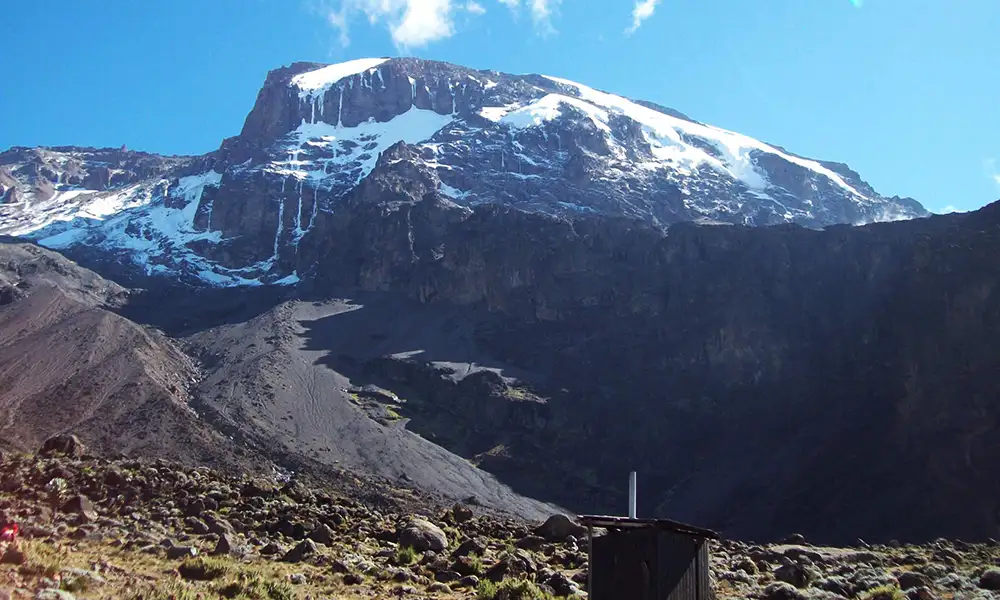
[495,0,559,34]
[321,0,559,48]
[327,7,351,47]
[321,0,456,49]
[530,0,560,33]
[627,0,660,33]
[940,205,966,214]
[987,158,1000,187]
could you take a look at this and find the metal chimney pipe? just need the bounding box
[629,471,637,519]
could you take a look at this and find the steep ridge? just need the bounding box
[0,241,213,461]
[0,241,559,520]
[0,57,924,286]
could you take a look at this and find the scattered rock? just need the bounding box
[165,546,198,559]
[451,503,474,523]
[260,542,282,556]
[212,533,234,556]
[774,563,815,588]
[534,514,586,542]
[184,517,210,535]
[459,575,480,588]
[282,539,317,563]
[34,590,76,600]
[979,568,1000,590]
[343,572,364,585]
[452,537,487,557]
[60,495,97,523]
[398,518,448,552]
[897,571,931,590]
[734,557,759,575]
[906,586,937,600]
[761,581,807,600]
[39,434,85,458]
[1,548,26,565]
[516,535,547,551]
[544,571,580,597]
[308,523,335,545]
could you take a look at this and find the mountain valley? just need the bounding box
[1,56,998,555]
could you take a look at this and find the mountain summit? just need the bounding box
[0,57,925,286]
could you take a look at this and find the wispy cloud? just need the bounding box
[986,158,1000,188]
[626,0,660,34]
[495,0,560,34]
[318,0,558,49]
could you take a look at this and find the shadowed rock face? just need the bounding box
[295,168,1000,543]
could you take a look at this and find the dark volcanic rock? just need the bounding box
[40,434,85,459]
[534,515,586,543]
[398,518,448,552]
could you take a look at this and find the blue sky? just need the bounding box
[1,0,997,213]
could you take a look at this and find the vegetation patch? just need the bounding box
[477,577,555,600]
[216,571,295,600]
[860,584,906,600]
[178,556,231,581]
[394,544,419,565]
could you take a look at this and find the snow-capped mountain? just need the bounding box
[0,57,926,286]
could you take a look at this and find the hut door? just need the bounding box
[641,560,651,600]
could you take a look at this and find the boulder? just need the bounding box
[60,495,97,523]
[774,563,816,588]
[761,582,807,600]
[979,568,1000,590]
[166,546,198,559]
[398,518,448,552]
[282,539,317,563]
[451,503,474,523]
[39,434,85,458]
[897,571,931,591]
[308,523,335,545]
[534,514,586,542]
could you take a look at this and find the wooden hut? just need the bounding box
[580,514,719,600]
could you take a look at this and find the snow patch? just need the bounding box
[274,272,301,285]
[291,58,389,99]
[439,182,469,199]
[542,75,867,198]
[479,105,518,122]
[499,94,611,133]
[36,228,90,249]
[269,107,454,184]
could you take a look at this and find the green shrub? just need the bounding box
[477,577,555,600]
[216,571,294,600]
[860,585,906,600]
[468,555,484,576]
[17,541,62,579]
[177,556,230,581]
[395,544,418,565]
[129,581,200,600]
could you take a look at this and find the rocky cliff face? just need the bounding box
[292,190,1000,544]
[0,57,925,286]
